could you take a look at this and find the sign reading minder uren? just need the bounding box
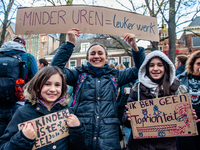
[128,93,198,139]
[15,5,159,41]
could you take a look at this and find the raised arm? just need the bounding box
[50,29,81,86]
[50,28,81,69]
[118,33,145,86]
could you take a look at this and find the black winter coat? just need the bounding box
[0,101,85,150]
[123,80,186,150]
[50,42,145,150]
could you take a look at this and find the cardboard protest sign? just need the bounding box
[15,5,159,41]
[18,109,69,149]
[128,93,198,139]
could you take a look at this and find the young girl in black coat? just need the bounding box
[0,66,85,150]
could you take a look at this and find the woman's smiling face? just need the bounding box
[87,45,108,67]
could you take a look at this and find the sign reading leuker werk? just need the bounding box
[128,93,198,139]
[18,109,69,149]
[15,5,159,41]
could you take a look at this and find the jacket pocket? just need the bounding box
[103,117,121,125]
[78,117,91,124]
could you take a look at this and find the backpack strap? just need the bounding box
[27,53,31,76]
[72,72,88,106]
[108,74,118,100]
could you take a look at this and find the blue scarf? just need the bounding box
[87,62,109,76]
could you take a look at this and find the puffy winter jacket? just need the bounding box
[50,41,145,150]
[123,80,187,150]
[0,94,86,150]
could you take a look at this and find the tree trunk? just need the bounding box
[0,16,8,47]
[59,33,67,46]
[168,0,176,64]
[151,41,158,51]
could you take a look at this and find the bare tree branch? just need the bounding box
[175,0,182,14]
[110,35,132,56]
[155,0,165,16]
[116,0,133,12]
[128,0,135,12]
[47,0,56,6]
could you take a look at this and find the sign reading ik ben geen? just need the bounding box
[128,93,198,139]
[15,5,159,41]
[18,109,69,149]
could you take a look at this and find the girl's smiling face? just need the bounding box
[40,73,62,109]
[149,57,165,80]
[87,45,108,67]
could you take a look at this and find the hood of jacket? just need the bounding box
[138,50,176,89]
[23,89,69,107]
[0,41,26,53]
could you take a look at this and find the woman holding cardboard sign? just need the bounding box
[50,28,145,150]
[0,66,85,150]
[177,50,200,150]
[123,51,188,150]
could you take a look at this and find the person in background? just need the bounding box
[37,58,49,70]
[116,64,132,147]
[175,55,188,76]
[0,66,85,150]
[13,37,39,81]
[109,63,115,68]
[123,51,188,150]
[50,28,145,150]
[177,50,200,150]
[0,37,38,136]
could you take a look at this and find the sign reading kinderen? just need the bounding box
[128,93,198,139]
[18,109,69,149]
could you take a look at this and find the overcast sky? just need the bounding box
[2,0,199,48]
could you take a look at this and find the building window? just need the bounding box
[81,43,90,52]
[81,59,87,65]
[5,31,12,42]
[112,57,119,66]
[23,35,30,52]
[158,46,163,51]
[122,57,131,68]
[192,36,200,48]
[69,60,76,69]
[31,34,39,60]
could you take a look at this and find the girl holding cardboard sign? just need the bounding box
[123,51,188,150]
[0,66,85,150]
[50,28,145,150]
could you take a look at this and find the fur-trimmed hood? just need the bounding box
[23,89,69,107]
[138,50,176,88]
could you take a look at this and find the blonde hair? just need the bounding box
[109,63,115,68]
[116,64,126,70]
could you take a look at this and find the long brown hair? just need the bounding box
[24,66,67,101]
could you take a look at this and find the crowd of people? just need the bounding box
[0,28,199,150]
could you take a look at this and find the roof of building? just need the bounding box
[188,16,200,27]
[10,22,15,33]
[49,36,131,55]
